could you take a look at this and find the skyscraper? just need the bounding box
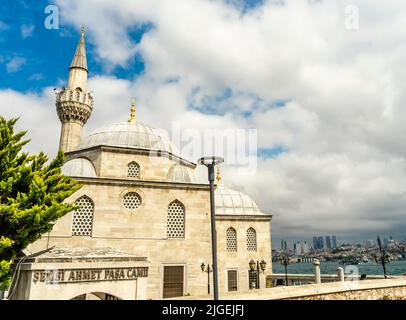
[318,236,324,250]
[281,240,287,251]
[302,241,309,254]
[313,236,319,250]
[325,236,332,249]
[332,236,337,249]
[294,241,301,256]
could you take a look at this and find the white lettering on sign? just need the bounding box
[32,267,148,284]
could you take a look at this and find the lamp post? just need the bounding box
[201,263,212,294]
[198,156,224,300]
[249,259,266,289]
[376,236,389,279]
[279,255,291,286]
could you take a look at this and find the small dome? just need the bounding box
[62,158,96,177]
[167,165,197,183]
[215,184,264,216]
[76,122,178,155]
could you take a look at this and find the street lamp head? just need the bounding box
[249,259,256,271]
[260,260,267,272]
[198,156,224,167]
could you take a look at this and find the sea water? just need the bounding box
[272,260,406,276]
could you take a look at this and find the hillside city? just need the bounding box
[274,236,406,265]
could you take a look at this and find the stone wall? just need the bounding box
[216,218,272,293]
[177,278,406,300]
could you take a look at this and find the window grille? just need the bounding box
[226,227,237,252]
[247,228,257,251]
[167,200,185,238]
[123,192,142,211]
[127,162,140,178]
[249,270,258,289]
[227,270,238,291]
[72,196,94,236]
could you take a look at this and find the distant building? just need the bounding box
[332,236,337,249]
[383,238,389,247]
[281,240,287,251]
[318,236,324,250]
[365,240,374,248]
[294,241,301,256]
[325,236,332,249]
[313,236,318,250]
[302,241,309,254]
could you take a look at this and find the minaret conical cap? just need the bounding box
[69,26,88,71]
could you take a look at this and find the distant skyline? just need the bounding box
[275,233,405,250]
[2,1,406,242]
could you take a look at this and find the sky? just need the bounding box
[1,0,406,247]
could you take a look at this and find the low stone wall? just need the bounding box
[176,278,406,300]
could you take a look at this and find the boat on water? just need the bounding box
[339,258,359,265]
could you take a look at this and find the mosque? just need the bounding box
[18,30,273,300]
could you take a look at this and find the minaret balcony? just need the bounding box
[56,88,94,107]
[56,88,94,125]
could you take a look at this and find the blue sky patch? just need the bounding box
[258,146,287,158]
[0,0,148,92]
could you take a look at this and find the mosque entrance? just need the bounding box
[71,292,121,300]
[8,247,149,300]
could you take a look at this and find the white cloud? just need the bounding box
[20,24,35,38]
[6,57,27,73]
[0,88,59,157]
[4,0,406,242]
[28,73,44,81]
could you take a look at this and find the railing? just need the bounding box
[267,273,391,287]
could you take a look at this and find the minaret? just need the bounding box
[56,26,93,153]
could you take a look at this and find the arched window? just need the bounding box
[226,227,237,252]
[167,200,185,238]
[72,195,94,236]
[127,162,140,179]
[122,192,142,211]
[246,228,257,251]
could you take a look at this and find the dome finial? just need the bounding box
[216,165,222,184]
[81,24,85,35]
[128,97,136,123]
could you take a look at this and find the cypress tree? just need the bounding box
[0,116,81,290]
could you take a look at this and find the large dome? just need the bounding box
[76,122,178,154]
[215,184,264,216]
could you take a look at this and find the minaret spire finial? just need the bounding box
[69,26,88,71]
[216,165,221,184]
[128,97,136,123]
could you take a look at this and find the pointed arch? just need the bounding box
[246,227,257,251]
[167,200,185,238]
[72,195,94,236]
[226,227,237,252]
